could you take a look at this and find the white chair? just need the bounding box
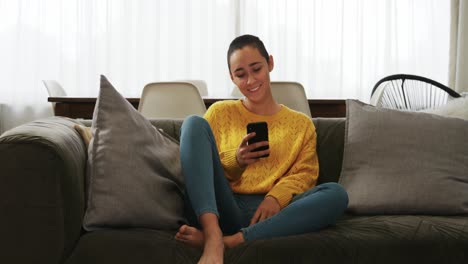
[43,80,67,115]
[230,85,243,97]
[177,80,208,96]
[230,81,311,117]
[138,82,207,118]
[43,80,67,97]
[271,81,311,117]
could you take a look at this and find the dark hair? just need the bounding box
[227,34,270,71]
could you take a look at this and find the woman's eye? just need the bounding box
[236,74,245,78]
[253,67,261,72]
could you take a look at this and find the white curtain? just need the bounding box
[0,0,451,133]
[0,0,236,133]
[449,0,468,93]
[240,0,451,100]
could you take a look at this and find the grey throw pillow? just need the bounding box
[83,75,185,231]
[339,100,468,215]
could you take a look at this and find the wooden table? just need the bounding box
[48,97,346,119]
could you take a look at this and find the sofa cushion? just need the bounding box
[65,215,468,264]
[83,75,185,231]
[313,118,346,184]
[339,100,468,215]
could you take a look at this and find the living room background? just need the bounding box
[0,0,466,133]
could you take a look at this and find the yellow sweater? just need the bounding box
[204,100,319,208]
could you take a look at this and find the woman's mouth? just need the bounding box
[248,85,260,92]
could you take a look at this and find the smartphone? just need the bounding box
[247,122,269,158]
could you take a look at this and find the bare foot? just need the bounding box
[176,225,245,249]
[224,232,245,249]
[175,224,224,264]
[175,225,205,247]
[199,227,224,264]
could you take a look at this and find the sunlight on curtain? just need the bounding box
[449,0,468,93]
[240,0,451,100]
[0,0,451,133]
[0,0,235,132]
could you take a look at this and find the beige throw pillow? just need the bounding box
[74,124,92,147]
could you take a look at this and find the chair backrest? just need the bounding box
[138,82,207,118]
[43,80,67,115]
[176,80,208,96]
[370,74,461,111]
[229,81,311,117]
[43,80,67,97]
[230,86,243,97]
[271,81,311,117]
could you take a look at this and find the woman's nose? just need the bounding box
[247,74,256,85]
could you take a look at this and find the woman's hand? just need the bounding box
[236,132,270,167]
[249,196,281,225]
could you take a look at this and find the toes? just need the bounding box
[178,224,188,233]
[185,226,198,234]
[176,233,191,241]
[179,225,199,236]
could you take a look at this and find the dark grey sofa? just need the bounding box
[1,116,467,264]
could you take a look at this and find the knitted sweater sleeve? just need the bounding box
[266,122,319,208]
[204,102,245,181]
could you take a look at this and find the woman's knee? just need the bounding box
[182,115,209,130]
[181,115,210,138]
[321,182,349,211]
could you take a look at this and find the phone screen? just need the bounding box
[247,122,269,158]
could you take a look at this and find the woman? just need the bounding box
[176,34,348,264]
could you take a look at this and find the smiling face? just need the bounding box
[229,45,274,103]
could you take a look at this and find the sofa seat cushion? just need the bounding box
[64,229,201,264]
[237,215,468,264]
[66,215,468,264]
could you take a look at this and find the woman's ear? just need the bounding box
[268,55,274,72]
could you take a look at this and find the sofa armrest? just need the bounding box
[0,117,86,264]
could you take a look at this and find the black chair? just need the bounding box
[370,74,461,111]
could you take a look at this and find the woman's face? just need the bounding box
[229,46,274,102]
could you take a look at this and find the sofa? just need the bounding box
[1,113,468,264]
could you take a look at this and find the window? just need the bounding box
[0,0,452,131]
[239,0,451,100]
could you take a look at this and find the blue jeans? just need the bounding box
[180,115,348,241]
